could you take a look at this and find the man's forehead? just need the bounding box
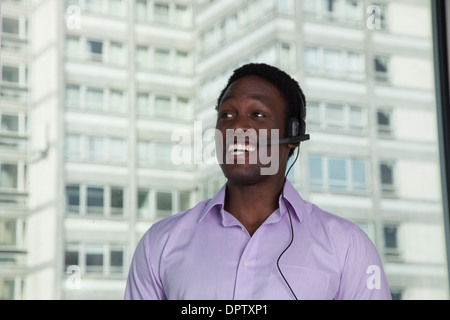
[219,75,284,106]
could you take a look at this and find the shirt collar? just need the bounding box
[198,180,305,223]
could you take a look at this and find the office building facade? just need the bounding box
[0,0,448,299]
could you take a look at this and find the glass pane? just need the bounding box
[179,192,190,212]
[65,85,80,109]
[86,136,104,160]
[328,158,346,190]
[87,40,103,62]
[2,17,19,35]
[156,191,172,215]
[309,156,323,189]
[2,66,19,83]
[87,187,104,215]
[110,248,124,274]
[138,190,150,218]
[66,185,80,214]
[154,96,171,118]
[110,188,124,216]
[154,3,169,23]
[154,49,170,70]
[85,244,103,274]
[0,164,18,189]
[351,160,366,192]
[86,88,104,111]
[0,220,16,246]
[1,115,19,133]
[65,244,79,269]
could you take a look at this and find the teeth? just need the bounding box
[228,144,256,153]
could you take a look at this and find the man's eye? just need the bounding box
[220,113,233,119]
[253,112,264,118]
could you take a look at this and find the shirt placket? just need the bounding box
[233,227,260,300]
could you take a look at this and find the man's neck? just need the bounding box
[224,178,286,236]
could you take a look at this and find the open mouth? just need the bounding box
[227,143,257,156]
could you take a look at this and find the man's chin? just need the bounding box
[220,164,274,185]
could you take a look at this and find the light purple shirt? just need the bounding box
[124,181,391,300]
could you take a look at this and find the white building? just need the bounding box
[0,0,448,300]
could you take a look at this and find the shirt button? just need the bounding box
[244,261,249,267]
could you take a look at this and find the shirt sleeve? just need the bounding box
[124,231,166,300]
[334,224,392,300]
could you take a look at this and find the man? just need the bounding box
[124,63,391,300]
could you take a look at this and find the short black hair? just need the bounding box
[215,63,307,157]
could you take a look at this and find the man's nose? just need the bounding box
[230,114,252,132]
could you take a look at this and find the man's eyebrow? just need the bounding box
[220,93,269,106]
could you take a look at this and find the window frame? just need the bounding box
[431,0,450,293]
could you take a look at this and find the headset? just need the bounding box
[266,91,310,145]
[275,90,310,300]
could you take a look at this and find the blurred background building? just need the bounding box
[0,0,448,299]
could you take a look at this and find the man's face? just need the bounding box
[215,75,291,184]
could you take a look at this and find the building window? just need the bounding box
[109,138,126,164]
[85,0,104,13]
[308,156,369,193]
[304,47,365,80]
[86,136,105,161]
[380,162,396,196]
[0,279,15,300]
[306,101,367,134]
[154,96,172,119]
[137,141,151,166]
[65,135,126,164]
[65,36,81,59]
[156,191,172,218]
[86,187,104,215]
[303,0,362,26]
[137,189,192,220]
[374,56,390,83]
[277,0,294,15]
[65,135,82,160]
[2,17,20,36]
[154,2,170,23]
[0,220,16,246]
[85,244,104,274]
[2,66,20,84]
[109,42,125,66]
[154,143,173,166]
[109,0,124,17]
[110,90,125,113]
[154,49,170,71]
[87,40,103,62]
[64,243,125,277]
[110,247,124,274]
[0,114,19,134]
[64,244,79,270]
[175,5,190,27]
[85,88,104,111]
[65,84,126,114]
[377,109,393,137]
[384,225,400,260]
[135,0,148,20]
[66,185,80,214]
[136,46,149,68]
[0,164,18,190]
[136,93,150,116]
[65,185,126,217]
[137,189,151,218]
[110,188,124,216]
[65,85,81,109]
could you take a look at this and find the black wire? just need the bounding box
[276,147,300,300]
